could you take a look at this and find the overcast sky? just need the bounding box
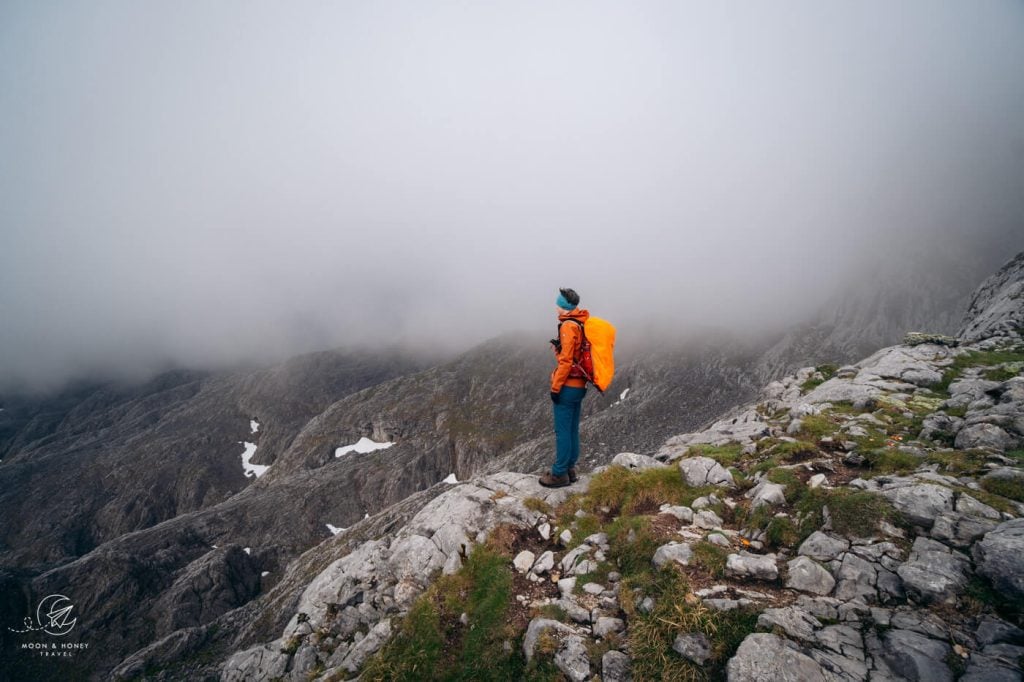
[1,2,1023,392]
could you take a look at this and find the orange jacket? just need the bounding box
[551,308,590,392]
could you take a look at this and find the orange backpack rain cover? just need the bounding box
[583,317,616,392]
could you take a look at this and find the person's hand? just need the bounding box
[550,391,559,403]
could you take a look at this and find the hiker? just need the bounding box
[540,287,589,488]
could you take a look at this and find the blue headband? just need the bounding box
[556,294,577,310]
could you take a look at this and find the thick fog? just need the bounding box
[1,2,1023,392]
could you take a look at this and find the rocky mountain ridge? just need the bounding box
[114,251,1024,680]
[1,252,1017,681]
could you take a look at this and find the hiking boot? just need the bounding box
[539,472,571,488]
[568,467,578,483]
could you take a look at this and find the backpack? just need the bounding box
[560,317,616,393]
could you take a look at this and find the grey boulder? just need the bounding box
[973,518,1024,602]
[896,537,971,605]
[785,556,836,596]
[726,633,827,681]
[673,632,713,665]
[678,456,735,487]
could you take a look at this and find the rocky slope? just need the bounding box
[189,250,1023,681]
[0,252,1012,681]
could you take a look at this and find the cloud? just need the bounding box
[1,1,1023,391]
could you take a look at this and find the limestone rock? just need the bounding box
[833,552,877,602]
[593,617,625,638]
[340,619,392,673]
[652,542,693,569]
[221,640,291,682]
[930,511,998,548]
[726,633,827,681]
[726,552,778,581]
[602,650,632,682]
[611,452,666,470]
[973,518,1024,602]
[678,456,735,488]
[554,634,591,682]
[532,551,555,575]
[786,556,836,596]
[798,531,849,562]
[957,251,1024,343]
[876,629,952,682]
[881,484,954,529]
[897,537,971,605]
[757,606,822,642]
[673,632,712,665]
[523,618,576,662]
[694,509,724,529]
[955,423,1016,451]
[513,550,536,573]
[659,504,694,523]
[746,479,787,509]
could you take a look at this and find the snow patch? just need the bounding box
[364,512,369,519]
[243,547,252,555]
[250,419,259,434]
[240,442,269,478]
[335,436,394,458]
[442,473,459,484]
[326,524,346,535]
[261,571,270,577]
[611,387,632,407]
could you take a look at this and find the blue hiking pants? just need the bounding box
[552,386,587,476]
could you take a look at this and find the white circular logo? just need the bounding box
[36,594,77,636]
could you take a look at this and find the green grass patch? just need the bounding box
[688,443,744,467]
[534,603,570,623]
[983,365,1021,382]
[691,541,729,578]
[765,467,811,507]
[944,404,967,418]
[980,475,1024,503]
[959,487,1018,515]
[825,401,865,415]
[362,546,540,681]
[606,515,662,580]
[733,501,775,534]
[622,569,759,681]
[521,496,552,515]
[800,364,839,393]
[586,466,712,516]
[798,414,839,440]
[863,448,923,475]
[933,347,1024,394]
[1004,449,1024,467]
[753,441,819,472]
[750,455,783,475]
[795,488,901,540]
[924,449,991,475]
[730,467,755,492]
[765,515,801,548]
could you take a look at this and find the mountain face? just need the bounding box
[113,249,1024,682]
[212,249,1024,682]
[0,253,1009,680]
[753,241,995,384]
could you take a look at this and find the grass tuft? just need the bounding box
[622,569,759,681]
[687,443,745,467]
[362,545,553,681]
[800,364,839,393]
[980,475,1024,503]
[585,465,712,515]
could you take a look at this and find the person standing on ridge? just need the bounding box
[540,287,589,488]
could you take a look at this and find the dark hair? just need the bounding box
[559,288,580,306]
